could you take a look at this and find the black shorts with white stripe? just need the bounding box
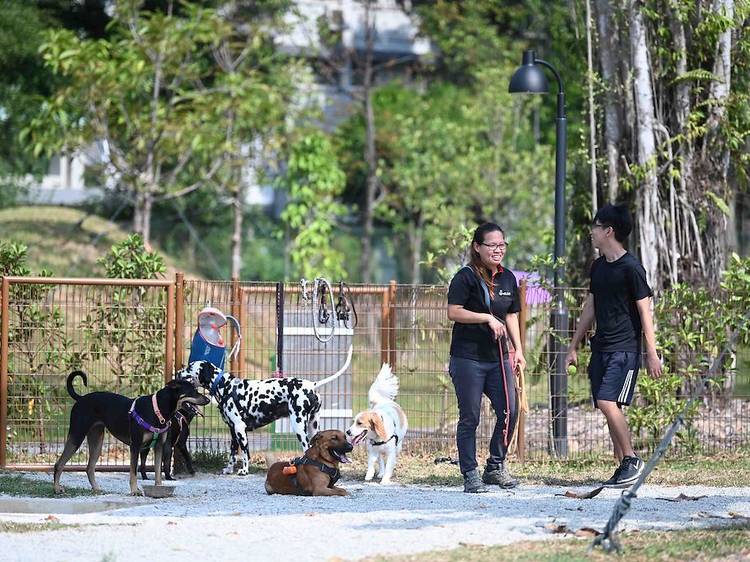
[588,350,641,407]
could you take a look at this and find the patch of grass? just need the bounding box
[0,472,93,497]
[190,450,229,473]
[333,451,750,488]
[364,523,750,561]
[0,206,200,278]
[0,521,79,533]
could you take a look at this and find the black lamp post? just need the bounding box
[509,49,568,457]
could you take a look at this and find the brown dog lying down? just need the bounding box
[265,430,353,496]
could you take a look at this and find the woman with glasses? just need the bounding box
[447,222,526,493]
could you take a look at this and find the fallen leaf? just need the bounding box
[555,486,604,499]
[545,523,569,534]
[575,527,601,538]
[305,512,317,517]
[166,521,177,526]
[729,512,750,520]
[656,493,707,502]
[458,542,484,549]
[45,515,60,523]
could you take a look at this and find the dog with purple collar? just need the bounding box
[139,402,203,481]
[53,370,209,496]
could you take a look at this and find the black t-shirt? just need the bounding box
[448,265,521,362]
[589,252,653,352]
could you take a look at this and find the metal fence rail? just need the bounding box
[1,274,748,471]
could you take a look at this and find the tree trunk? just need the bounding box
[700,0,734,286]
[629,0,661,288]
[585,0,598,217]
[360,1,378,283]
[595,0,622,203]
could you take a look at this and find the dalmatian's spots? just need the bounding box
[178,359,350,476]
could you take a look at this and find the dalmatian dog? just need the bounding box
[178,345,352,476]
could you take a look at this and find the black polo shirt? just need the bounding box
[448,265,521,362]
[589,252,652,352]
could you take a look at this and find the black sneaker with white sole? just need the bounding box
[604,456,644,488]
[601,464,623,487]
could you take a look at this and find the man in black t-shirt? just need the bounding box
[565,204,662,488]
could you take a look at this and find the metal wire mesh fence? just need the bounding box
[0,276,174,469]
[1,275,749,470]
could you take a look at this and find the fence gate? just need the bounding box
[0,276,174,469]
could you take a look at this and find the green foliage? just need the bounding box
[83,235,167,393]
[24,3,238,238]
[631,254,750,449]
[0,240,70,456]
[279,132,348,280]
[629,367,701,453]
[0,2,55,182]
[97,234,165,280]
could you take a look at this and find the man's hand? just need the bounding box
[646,351,662,378]
[487,314,507,340]
[564,349,577,370]
[514,350,527,372]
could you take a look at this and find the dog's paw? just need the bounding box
[379,479,394,486]
[53,486,65,495]
[237,468,249,476]
[222,467,234,475]
[364,473,374,481]
[130,489,144,497]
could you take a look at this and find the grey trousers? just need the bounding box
[449,355,518,474]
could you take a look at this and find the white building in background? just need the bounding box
[27,0,430,207]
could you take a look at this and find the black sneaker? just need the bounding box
[601,463,623,487]
[603,456,643,488]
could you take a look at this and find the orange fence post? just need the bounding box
[230,278,240,375]
[0,277,8,468]
[388,281,397,367]
[165,282,175,383]
[238,288,247,377]
[175,272,184,371]
[380,288,390,365]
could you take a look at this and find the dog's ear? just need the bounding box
[309,432,322,448]
[367,413,388,441]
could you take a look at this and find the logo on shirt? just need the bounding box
[497,290,512,297]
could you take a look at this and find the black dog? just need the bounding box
[53,371,210,495]
[139,402,203,481]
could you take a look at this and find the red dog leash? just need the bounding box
[497,335,512,448]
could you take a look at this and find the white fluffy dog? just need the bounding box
[346,364,408,484]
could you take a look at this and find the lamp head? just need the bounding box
[508,50,549,94]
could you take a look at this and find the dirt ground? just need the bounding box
[1,471,749,562]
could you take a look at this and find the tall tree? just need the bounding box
[26,1,225,245]
[198,0,297,279]
[591,0,750,289]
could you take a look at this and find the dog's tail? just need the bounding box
[312,344,353,389]
[66,370,88,401]
[368,363,399,406]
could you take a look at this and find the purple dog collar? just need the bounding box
[129,400,171,434]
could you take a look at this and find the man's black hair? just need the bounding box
[594,204,632,243]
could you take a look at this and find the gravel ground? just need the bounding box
[1,471,749,562]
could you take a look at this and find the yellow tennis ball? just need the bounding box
[567,364,577,375]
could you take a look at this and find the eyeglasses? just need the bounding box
[481,242,508,251]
